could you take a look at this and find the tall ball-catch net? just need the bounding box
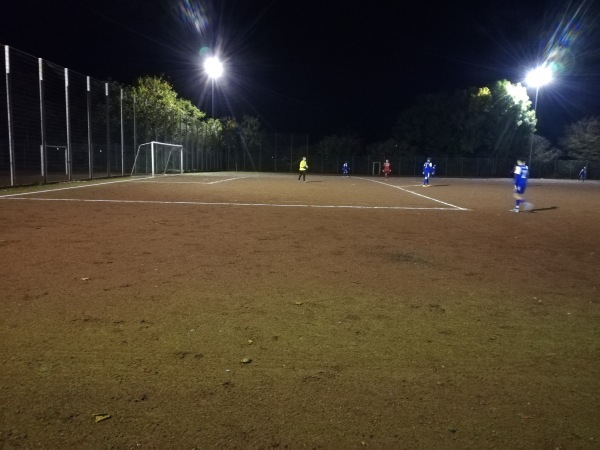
[131,142,184,177]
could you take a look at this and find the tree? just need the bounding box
[221,117,239,170]
[392,80,535,158]
[560,116,600,160]
[483,80,535,158]
[530,134,562,163]
[239,115,263,171]
[128,75,182,141]
[316,134,362,163]
[366,138,399,161]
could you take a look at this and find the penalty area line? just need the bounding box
[131,176,251,185]
[0,197,466,211]
[358,177,469,211]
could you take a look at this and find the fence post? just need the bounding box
[120,88,124,175]
[64,68,73,181]
[5,46,16,186]
[86,77,93,178]
[39,58,47,183]
[106,83,110,177]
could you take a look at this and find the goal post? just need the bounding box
[373,161,381,176]
[131,141,184,177]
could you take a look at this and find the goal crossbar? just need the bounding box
[131,141,184,177]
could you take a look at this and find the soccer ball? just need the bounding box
[522,202,534,211]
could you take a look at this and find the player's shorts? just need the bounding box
[515,183,527,194]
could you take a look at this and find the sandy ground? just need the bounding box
[0,174,598,449]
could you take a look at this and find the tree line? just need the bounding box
[122,75,599,170]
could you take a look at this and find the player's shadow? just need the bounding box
[530,206,558,213]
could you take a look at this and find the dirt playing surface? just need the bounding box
[1,174,598,449]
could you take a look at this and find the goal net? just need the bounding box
[131,141,184,177]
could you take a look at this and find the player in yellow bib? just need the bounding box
[298,157,308,181]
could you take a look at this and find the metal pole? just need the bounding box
[120,89,124,175]
[87,77,93,178]
[528,86,540,175]
[5,46,16,186]
[39,58,47,183]
[133,92,137,172]
[106,83,110,177]
[65,68,72,180]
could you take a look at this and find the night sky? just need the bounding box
[1,0,599,141]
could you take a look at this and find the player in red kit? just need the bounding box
[382,160,391,178]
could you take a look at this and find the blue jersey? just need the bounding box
[423,161,433,174]
[514,163,528,186]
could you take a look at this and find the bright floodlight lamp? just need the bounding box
[525,65,553,174]
[204,56,223,117]
[525,66,552,88]
[204,56,223,79]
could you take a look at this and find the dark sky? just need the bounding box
[1,0,599,141]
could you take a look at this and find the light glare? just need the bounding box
[204,57,223,79]
[525,66,553,88]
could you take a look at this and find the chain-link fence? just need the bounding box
[1,45,596,188]
[1,46,129,186]
[0,45,230,188]
[232,147,595,180]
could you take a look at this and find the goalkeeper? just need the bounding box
[298,157,308,181]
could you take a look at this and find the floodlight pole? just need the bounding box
[528,86,540,175]
[525,65,552,177]
[211,78,215,118]
[204,56,223,118]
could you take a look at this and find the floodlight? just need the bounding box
[525,65,553,174]
[203,56,224,117]
[525,66,552,88]
[204,56,223,79]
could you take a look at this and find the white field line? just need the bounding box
[1,197,462,210]
[0,177,145,198]
[132,176,250,185]
[0,175,468,211]
[357,177,469,211]
[0,175,247,198]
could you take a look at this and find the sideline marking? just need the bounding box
[0,177,142,198]
[1,197,464,210]
[357,177,469,211]
[0,175,247,198]
[132,176,250,185]
[0,175,468,211]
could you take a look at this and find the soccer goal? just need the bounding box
[372,162,381,176]
[131,141,184,177]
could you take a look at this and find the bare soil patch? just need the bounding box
[1,175,598,449]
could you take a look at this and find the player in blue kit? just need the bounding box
[511,159,529,212]
[422,158,433,186]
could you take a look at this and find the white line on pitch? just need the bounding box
[0,177,144,198]
[0,175,248,198]
[356,177,469,211]
[132,176,250,185]
[0,197,465,210]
